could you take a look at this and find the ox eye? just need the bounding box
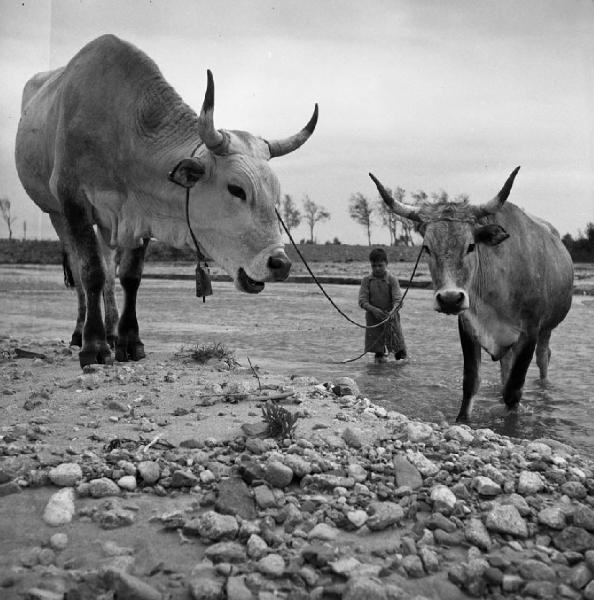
[466,243,476,254]
[423,245,432,257]
[228,184,246,201]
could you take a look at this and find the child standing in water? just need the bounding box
[358,248,407,363]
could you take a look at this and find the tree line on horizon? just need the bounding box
[2,193,594,262]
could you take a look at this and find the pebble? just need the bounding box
[189,511,238,541]
[48,462,82,487]
[406,422,433,443]
[103,568,162,600]
[393,454,423,489]
[574,504,594,532]
[49,533,68,550]
[253,484,277,509]
[342,426,363,448]
[445,425,474,444]
[43,488,75,526]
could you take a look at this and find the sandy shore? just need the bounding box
[1,336,593,600]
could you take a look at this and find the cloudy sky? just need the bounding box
[1,0,592,244]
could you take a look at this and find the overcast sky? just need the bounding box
[1,0,592,244]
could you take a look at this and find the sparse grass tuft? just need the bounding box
[261,401,299,439]
[182,342,239,367]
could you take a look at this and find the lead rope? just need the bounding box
[184,187,212,302]
[275,207,425,362]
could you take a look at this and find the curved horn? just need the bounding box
[266,104,318,158]
[197,70,229,155]
[369,173,422,222]
[472,166,521,218]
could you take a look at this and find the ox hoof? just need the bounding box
[455,412,470,424]
[106,334,118,350]
[115,340,145,362]
[79,347,113,368]
[70,332,83,347]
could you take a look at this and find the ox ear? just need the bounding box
[168,158,206,189]
[474,223,510,246]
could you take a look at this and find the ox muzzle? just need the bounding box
[434,288,470,315]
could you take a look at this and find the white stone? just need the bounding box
[406,422,433,443]
[431,485,457,510]
[117,475,137,491]
[43,488,75,526]
[445,425,474,444]
[406,450,439,476]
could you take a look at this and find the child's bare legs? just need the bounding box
[374,352,387,363]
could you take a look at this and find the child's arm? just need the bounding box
[359,277,385,318]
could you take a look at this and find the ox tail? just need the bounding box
[62,251,75,288]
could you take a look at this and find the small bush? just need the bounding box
[261,401,299,439]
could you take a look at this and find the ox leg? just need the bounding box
[62,199,112,367]
[535,329,552,382]
[499,350,513,387]
[97,228,119,349]
[116,239,149,362]
[49,212,85,347]
[457,316,481,422]
[502,335,537,410]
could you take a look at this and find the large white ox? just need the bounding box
[15,35,317,367]
[370,169,574,422]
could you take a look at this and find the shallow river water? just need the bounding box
[1,265,592,454]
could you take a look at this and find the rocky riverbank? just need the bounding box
[1,337,593,600]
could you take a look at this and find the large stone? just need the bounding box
[43,488,75,526]
[517,470,545,495]
[185,511,238,541]
[393,455,423,489]
[264,460,293,488]
[485,504,528,538]
[215,478,256,519]
[137,461,160,484]
[282,454,312,478]
[343,577,387,600]
[367,501,404,531]
[574,504,594,532]
[88,477,121,498]
[170,469,200,488]
[518,559,557,581]
[472,476,502,497]
[189,576,224,600]
[431,485,457,512]
[256,553,285,577]
[464,517,492,551]
[307,523,339,540]
[226,575,252,600]
[342,427,363,448]
[102,568,162,600]
[48,463,82,487]
[537,506,566,530]
[406,422,433,443]
[405,450,439,476]
[204,541,246,564]
[445,425,474,444]
[554,526,594,552]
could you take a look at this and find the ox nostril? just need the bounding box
[436,290,467,313]
[268,256,285,270]
[267,255,291,280]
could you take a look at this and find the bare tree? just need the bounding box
[0,197,17,240]
[348,192,374,245]
[302,195,330,243]
[280,194,301,234]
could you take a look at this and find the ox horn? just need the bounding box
[197,70,229,155]
[266,104,319,158]
[472,166,521,218]
[369,173,422,222]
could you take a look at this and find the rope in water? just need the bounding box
[275,207,425,362]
